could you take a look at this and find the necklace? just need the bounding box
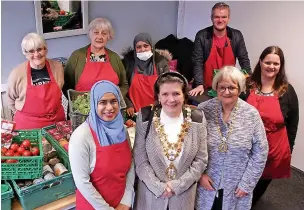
[257,88,274,96]
[215,100,239,152]
[153,106,191,180]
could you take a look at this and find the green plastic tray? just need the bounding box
[1,129,44,180]
[11,137,76,210]
[41,125,69,158]
[1,180,14,210]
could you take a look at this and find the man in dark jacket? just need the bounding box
[190,2,251,96]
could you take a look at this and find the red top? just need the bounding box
[247,90,291,179]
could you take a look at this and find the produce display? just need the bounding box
[1,139,41,163]
[15,140,68,189]
[1,120,16,148]
[72,93,90,115]
[45,121,72,152]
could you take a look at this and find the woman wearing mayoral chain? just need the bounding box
[133,72,208,210]
[196,66,268,210]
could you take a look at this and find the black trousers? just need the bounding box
[251,179,272,207]
[211,189,224,210]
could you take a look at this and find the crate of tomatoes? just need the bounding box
[1,129,43,180]
[10,136,76,210]
[42,121,72,156]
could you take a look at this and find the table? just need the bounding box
[12,194,76,210]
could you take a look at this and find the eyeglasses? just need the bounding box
[217,86,239,93]
[26,47,46,55]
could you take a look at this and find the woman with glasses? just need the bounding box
[7,32,65,129]
[196,66,268,210]
[63,18,128,99]
[244,46,299,206]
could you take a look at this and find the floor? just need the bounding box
[252,168,304,210]
[68,168,304,210]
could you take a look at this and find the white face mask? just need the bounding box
[136,51,153,61]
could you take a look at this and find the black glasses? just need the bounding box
[217,86,238,93]
[26,47,46,55]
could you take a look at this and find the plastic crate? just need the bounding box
[11,139,76,210]
[1,180,14,210]
[1,129,43,180]
[67,89,90,131]
[42,125,69,157]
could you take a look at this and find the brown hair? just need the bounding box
[211,2,230,18]
[154,72,188,105]
[249,46,288,96]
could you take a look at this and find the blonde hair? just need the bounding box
[88,18,115,41]
[21,33,47,55]
[212,66,246,93]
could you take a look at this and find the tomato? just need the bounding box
[59,10,65,15]
[31,147,40,156]
[1,147,8,154]
[6,159,18,163]
[22,150,32,156]
[10,143,19,152]
[17,147,26,155]
[21,140,31,149]
[5,150,14,156]
[14,152,21,156]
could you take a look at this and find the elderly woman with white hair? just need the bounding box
[195,66,269,210]
[64,18,128,96]
[7,32,65,129]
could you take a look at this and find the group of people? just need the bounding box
[6,2,299,210]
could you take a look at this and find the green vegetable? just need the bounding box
[72,93,90,115]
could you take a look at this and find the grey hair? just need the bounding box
[21,33,47,55]
[88,18,115,40]
[212,66,246,93]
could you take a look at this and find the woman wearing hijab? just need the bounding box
[122,33,171,117]
[69,81,134,210]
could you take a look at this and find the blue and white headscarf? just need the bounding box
[87,81,126,146]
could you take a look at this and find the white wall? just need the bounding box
[178,1,304,171]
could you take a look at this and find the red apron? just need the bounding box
[14,61,65,130]
[76,126,132,209]
[129,66,158,112]
[203,36,235,88]
[247,90,291,179]
[75,46,119,91]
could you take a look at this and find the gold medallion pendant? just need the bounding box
[153,106,191,180]
[166,163,177,180]
[218,137,228,152]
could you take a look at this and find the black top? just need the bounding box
[242,84,299,152]
[31,66,51,86]
[192,26,251,86]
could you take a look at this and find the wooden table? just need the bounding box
[12,193,76,210]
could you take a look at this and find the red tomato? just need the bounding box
[1,147,8,154]
[31,147,40,156]
[21,140,31,149]
[10,143,19,152]
[17,147,26,155]
[22,150,32,156]
[5,150,14,156]
[6,159,17,163]
[14,152,20,156]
